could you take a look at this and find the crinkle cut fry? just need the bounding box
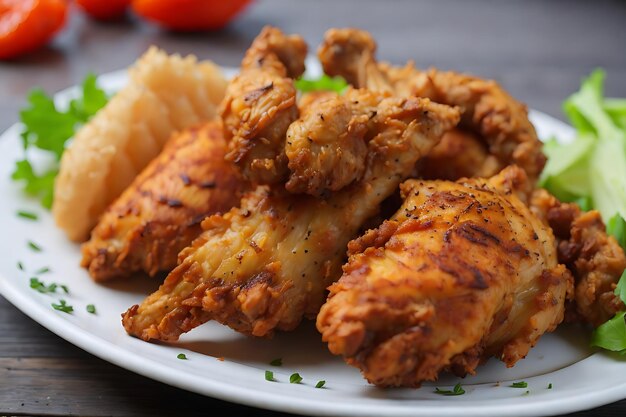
[122,96,460,342]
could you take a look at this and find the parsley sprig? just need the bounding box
[12,74,108,208]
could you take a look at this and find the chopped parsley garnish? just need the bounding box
[86,304,96,314]
[265,370,275,382]
[434,383,465,396]
[35,266,50,274]
[52,300,73,314]
[270,358,282,366]
[548,383,553,389]
[30,278,67,294]
[315,380,326,389]
[30,277,57,293]
[13,74,108,208]
[27,240,42,252]
[295,75,348,94]
[177,353,187,360]
[289,373,303,384]
[17,210,38,221]
[510,381,528,388]
[17,261,24,271]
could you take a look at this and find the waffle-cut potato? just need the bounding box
[53,46,227,242]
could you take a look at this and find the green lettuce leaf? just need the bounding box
[295,75,348,94]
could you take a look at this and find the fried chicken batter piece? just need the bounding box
[285,89,379,196]
[416,128,500,180]
[122,95,460,341]
[317,166,572,387]
[531,190,626,326]
[319,28,546,183]
[220,26,307,184]
[81,122,247,281]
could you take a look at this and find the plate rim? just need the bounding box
[0,68,624,417]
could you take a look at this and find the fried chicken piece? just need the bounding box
[285,89,379,196]
[81,122,247,281]
[319,28,546,183]
[416,128,500,180]
[317,166,572,387]
[531,190,626,326]
[122,95,460,341]
[220,26,307,184]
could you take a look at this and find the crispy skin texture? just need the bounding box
[285,89,379,196]
[319,28,546,183]
[81,122,247,281]
[220,26,307,184]
[317,166,572,387]
[416,128,500,180]
[122,96,460,341]
[531,190,626,326]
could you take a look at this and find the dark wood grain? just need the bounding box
[1,0,626,416]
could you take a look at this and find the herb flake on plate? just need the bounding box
[289,373,303,384]
[510,381,528,388]
[86,304,96,314]
[177,353,187,360]
[265,370,275,382]
[52,300,73,314]
[17,210,38,221]
[434,383,465,396]
[27,240,42,252]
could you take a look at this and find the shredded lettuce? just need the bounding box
[541,69,626,222]
[12,74,108,209]
[294,74,348,94]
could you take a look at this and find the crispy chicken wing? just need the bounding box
[416,128,500,180]
[285,89,379,196]
[319,28,546,183]
[81,122,247,281]
[220,26,307,184]
[531,190,626,326]
[317,166,572,387]
[122,95,460,341]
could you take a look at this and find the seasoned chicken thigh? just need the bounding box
[317,166,572,387]
[122,95,460,341]
[81,122,247,281]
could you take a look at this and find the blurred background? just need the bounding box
[1,0,625,131]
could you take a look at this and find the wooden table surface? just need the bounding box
[1,1,626,416]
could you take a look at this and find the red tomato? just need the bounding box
[0,0,68,59]
[131,0,252,31]
[76,0,130,20]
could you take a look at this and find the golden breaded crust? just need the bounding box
[54,47,227,241]
[81,121,247,282]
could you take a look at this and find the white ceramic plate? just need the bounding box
[1,66,625,417]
